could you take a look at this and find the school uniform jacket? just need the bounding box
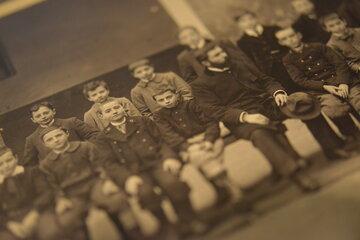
[153,98,220,150]
[22,117,100,166]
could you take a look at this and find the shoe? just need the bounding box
[325,149,351,160]
[291,173,320,192]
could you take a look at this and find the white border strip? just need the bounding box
[0,0,46,19]
[158,0,213,38]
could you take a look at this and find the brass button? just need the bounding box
[182,124,187,127]
[309,56,312,59]
[179,118,183,121]
[113,140,117,144]
[120,159,126,163]
[316,62,320,66]
[142,138,146,142]
[149,146,154,150]
[118,149,122,152]
[308,67,312,70]
[300,59,304,63]
[136,130,140,134]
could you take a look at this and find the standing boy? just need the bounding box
[23,102,99,166]
[83,80,140,131]
[129,59,192,117]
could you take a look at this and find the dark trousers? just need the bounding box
[138,166,194,223]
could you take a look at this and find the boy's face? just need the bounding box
[43,129,69,151]
[205,46,229,67]
[154,91,178,108]
[237,14,258,30]
[100,100,126,122]
[87,85,110,103]
[132,65,154,80]
[0,151,18,177]
[292,0,314,15]
[276,28,302,49]
[178,28,203,48]
[324,18,347,34]
[31,106,56,126]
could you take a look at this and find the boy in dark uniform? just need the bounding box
[97,98,204,234]
[0,147,52,240]
[39,126,134,239]
[23,102,100,166]
[276,27,360,140]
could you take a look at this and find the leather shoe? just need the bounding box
[325,148,351,160]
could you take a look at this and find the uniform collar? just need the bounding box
[45,142,81,161]
[137,74,157,88]
[207,66,230,72]
[0,166,25,184]
[244,25,264,38]
[104,117,138,141]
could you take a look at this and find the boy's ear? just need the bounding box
[98,112,104,119]
[297,32,303,41]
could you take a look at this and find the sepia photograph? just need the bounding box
[0,0,359,239]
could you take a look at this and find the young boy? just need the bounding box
[152,88,238,204]
[321,13,360,76]
[23,102,100,166]
[97,98,203,234]
[275,27,360,139]
[291,0,331,43]
[129,58,193,117]
[83,80,140,131]
[0,147,52,240]
[39,126,135,239]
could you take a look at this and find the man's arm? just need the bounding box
[130,89,152,117]
[191,82,245,125]
[283,57,324,91]
[322,44,351,85]
[169,72,193,100]
[71,117,100,141]
[153,112,186,150]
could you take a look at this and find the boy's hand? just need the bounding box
[338,84,349,98]
[125,175,143,195]
[243,113,270,125]
[163,158,182,174]
[323,85,341,96]
[102,180,120,195]
[56,198,73,215]
[274,93,287,106]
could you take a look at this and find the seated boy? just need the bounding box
[83,80,141,131]
[23,101,100,166]
[275,27,360,140]
[39,126,135,239]
[96,98,204,234]
[322,13,360,78]
[129,58,193,117]
[0,147,52,240]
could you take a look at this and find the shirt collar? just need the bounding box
[111,117,126,127]
[207,66,230,72]
[53,143,71,154]
[138,73,157,87]
[0,166,25,184]
[244,25,264,37]
[333,29,354,41]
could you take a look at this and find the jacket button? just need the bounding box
[308,67,312,70]
[309,56,312,59]
[316,62,320,66]
[175,111,178,114]
[120,159,125,163]
[182,124,187,127]
[142,138,146,142]
[113,141,117,144]
[314,73,318,76]
[300,59,304,63]
[324,69,327,72]
[331,74,334,77]
[179,118,183,121]
[149,146,154,150]
[118,149,122,152]
[136,130,140,134]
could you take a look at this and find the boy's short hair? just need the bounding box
[233,10,256,22]
[98,98,122,109]
[0,146,13,157]
[82,80,109,98]
[319,13,344,28]
[128,59,151,73]
[29,101,55,118]
[39,126,68,141]
[152,88,176,100]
